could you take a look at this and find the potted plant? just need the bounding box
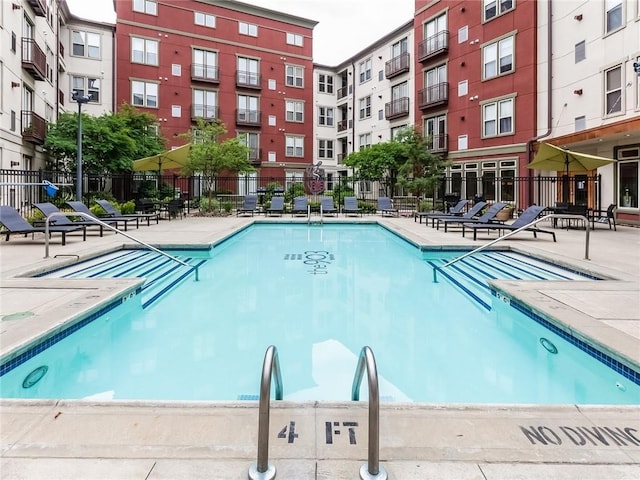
[495,204,515,221]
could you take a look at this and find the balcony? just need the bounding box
[58,42,66,72]
[418,82,449,109]
[236,109,261,126]
[21,110,46,145]
[337,86,348,100]
[384,97,410,120]
[337,119,348,132]
[337,153,346,165]
[192,64,219,83]
[385,52,410,79]
[236,71,261,89]
[418,30,449,62]
[248,148,262,166]
[26,0,47,16]
[428,134,448,154]
[22,38,46,81]
[191,105,219,121]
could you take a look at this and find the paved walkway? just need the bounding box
[1,213,639,479]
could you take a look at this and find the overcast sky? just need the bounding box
[65,0,414,65]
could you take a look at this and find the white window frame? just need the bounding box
[482,35,514,79]
[358,133,372,150]
[605,0,623,34]
[193,89,217,119]
[458,25,468,43]
[239,21,258,37]
[238,56,259,86]
[195,11,215,28]
[483,0,515,22]
[286,64,304,87]
[131,80,158,108]
[131,36,158,65]
[238,94,259,123]
[318,74,334,94]
[193,48,218,80]
[133,0,157,15]
[285,100,304,122]
[318,139,334,159]
[482,97,514,137]
[359,96,371,119]
[458,80,468,96]
[286,32,303,46]
[72,76,100,103]
[71,30,100,59]
[285,135,304,157]
[359,58,372,83]
[318,106,334,126]
[604,64,623,115]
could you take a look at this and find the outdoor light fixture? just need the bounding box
[72,91,91,201]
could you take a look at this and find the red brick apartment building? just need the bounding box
[114,0,317,180]
[414,0,537,205]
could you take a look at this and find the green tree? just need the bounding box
[180,118,253,208]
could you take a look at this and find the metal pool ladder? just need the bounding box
[352,346,387,480]
[248,345,283,480]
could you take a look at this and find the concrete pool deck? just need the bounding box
[1,213,639,479]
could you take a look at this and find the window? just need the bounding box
[172,105,181,117]
[458,25,468,43]
[605,0,623,33]
[194,49,218,81]
[238,56,259,86]
[604,65,622,114]
[575,41,586,63]
[483,35,514,79]
[286,32,303,46]
[318,106,334,126]
[318,74,333,93]
[133,0,157,15]
[72,76,100,102]
[458,80,468,96]
[482,97,514,136]
[286,64,303,87]
[359,96,371,119]
[239,21,258,37]
[285,135,304,157]
[359,58,372,83]
[458,135,468,150]
[484,0,514,21]
[195,11,215,28]
[575,116,586,131]
[193,89,217,119]
[172,64,181,76]
[238,94,259,122]
[131,37,158,65]
[618,147,639,208]
[424,13,447,49]
[318,139,334,159]
[390,125,406,139]
[391,38,408,57]
[358,133,371,150]
[285,100,304,122]
[424,114,447,150]
[131,80,158,107]
[11,32,16,52]
[239,132,259,160]
[72,30,100,59]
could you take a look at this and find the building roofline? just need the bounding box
[196,0,319,29]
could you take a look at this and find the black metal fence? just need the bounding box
[1,168,601,218]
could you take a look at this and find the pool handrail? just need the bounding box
[351,346,388,480]
[43,212,199,281]
[248,344,283,480]
[433,213,590,282]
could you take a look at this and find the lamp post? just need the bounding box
[72,91,90,201]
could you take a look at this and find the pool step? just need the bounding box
[428,251,595,310]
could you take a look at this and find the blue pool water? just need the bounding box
[1,224,638,404]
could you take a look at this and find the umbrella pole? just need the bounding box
[563,153,570,204]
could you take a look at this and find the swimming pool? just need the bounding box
[1,224,638,404]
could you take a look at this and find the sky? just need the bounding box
[65,0,415,65]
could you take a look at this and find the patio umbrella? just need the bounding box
[132,144,191,172]
[527,142,615,173]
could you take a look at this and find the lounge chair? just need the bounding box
[320,197,337,216]
[377,197,398,217]
[96,199,159,226]
[415,199,468,223]
[291,196,309,217]
[33,202,117,237]
[439,202,507,233]
[430,201,487,229]
[343,196,362,216]
[0,205,86,245]
[265,196,284,216]
[65,201,139,230]
[462,205,556,241]
[236,195,258,217]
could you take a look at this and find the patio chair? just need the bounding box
[236,195,258,217]
[265,196,285,216]
[439,202,506,233]
[415,199,468,223]
[291,196,309,217]
[589,204,616,231]
[65,201,139,231]
[343,196,362,217]
[430,201,487,229]
[320,197,337,216]
[0,205,86,245]
[462,205,556,241]
[96,199,159,226]
[33,202,117,237]
[377,197,398,217]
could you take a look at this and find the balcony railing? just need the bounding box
[418,82,449,109]
[26,0,47,16]
[236,109,262,126]
[384,97,410,120]
[192,64,219,83]
[22,38,46,81]
[385,52,410,79]
[337,86,348,100]
[191,105,219,121]
[337,153,346,164]
[236,71,261,89]
[21,110,46,145]
[248,148,263,166]
[428,134,448,154]
[418,30,449,62]
[337,119,348,132]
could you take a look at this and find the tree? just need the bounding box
[44,103,165,175]
[180,118,253,208]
